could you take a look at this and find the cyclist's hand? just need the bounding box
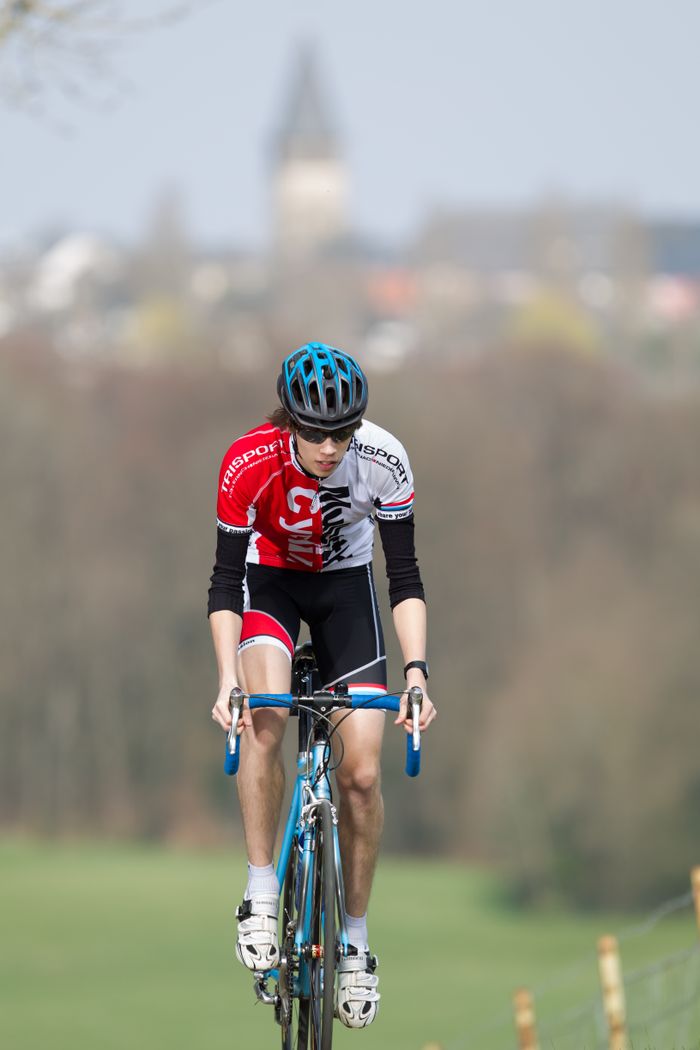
[211,684,252,733]
[212,684,233,730]
[395,689,437,733]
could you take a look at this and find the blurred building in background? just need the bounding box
[2,41,700,380]
[272,44,348,261]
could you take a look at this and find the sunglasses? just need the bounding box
[296,424,359,444]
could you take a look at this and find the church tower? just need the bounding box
[272,44,349,259]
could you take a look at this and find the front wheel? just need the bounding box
[280,832,308,1050]
[308,798,337,1050]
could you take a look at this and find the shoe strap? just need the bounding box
[339,951,378,974]
[237,894,279,920]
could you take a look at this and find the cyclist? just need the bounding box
[209,343,436,1028]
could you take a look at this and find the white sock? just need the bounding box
[246,862,279,899]
[344,912,369,951]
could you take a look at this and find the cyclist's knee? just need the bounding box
[336,761,381,799]
[247,709,287,756]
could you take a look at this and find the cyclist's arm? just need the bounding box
[210,609,243,685]
[392,596,427,679]
[377,517,436,731]
[377,514,426,665]
[208,527,249,730]
[208,526,249,618]
[377,516,424,608]
[391,596,436,731]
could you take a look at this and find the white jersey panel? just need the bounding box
[316,419,415,570]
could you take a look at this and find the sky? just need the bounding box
[2,0,700,251]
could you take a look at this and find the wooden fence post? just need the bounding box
[598,935,628,1050]
[692,866,700,936]
[513,987,539,1050]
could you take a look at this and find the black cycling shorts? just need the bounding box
[240,563,387,693]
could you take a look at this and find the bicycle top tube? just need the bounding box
[224,686,424,779]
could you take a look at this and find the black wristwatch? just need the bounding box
[403,660,429,680]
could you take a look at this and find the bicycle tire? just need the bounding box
[307,798,337,1050]
[280,834,309,1050]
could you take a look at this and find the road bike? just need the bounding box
[223,641,424,1050]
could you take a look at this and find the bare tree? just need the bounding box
[0,1,216,123]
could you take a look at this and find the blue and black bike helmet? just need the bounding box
[277,343,368,431]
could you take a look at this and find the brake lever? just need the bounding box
[227,686,245,754]
[408,685,423,751]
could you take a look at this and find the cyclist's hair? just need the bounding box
[267,406,296,431]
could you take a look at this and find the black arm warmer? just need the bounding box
[207,529,250,617]
[377,516,426,609]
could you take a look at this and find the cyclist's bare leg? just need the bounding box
[331,710,385,918]
[332,710,384,1027]
[237,644,291,867]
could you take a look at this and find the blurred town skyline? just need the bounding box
[4,29,700,377]
[3,0,700,252]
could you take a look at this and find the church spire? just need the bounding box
[274,43,339,164]
[271,42,349,259]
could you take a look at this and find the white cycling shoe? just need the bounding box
[336,947,380,1028]
[235,893,280,971]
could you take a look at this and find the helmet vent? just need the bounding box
[290,377,304,405]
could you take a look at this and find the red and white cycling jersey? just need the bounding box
[216,420,415,571]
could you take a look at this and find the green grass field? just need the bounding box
[2,838,699,1050]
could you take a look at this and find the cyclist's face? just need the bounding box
[294,430,354,477]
